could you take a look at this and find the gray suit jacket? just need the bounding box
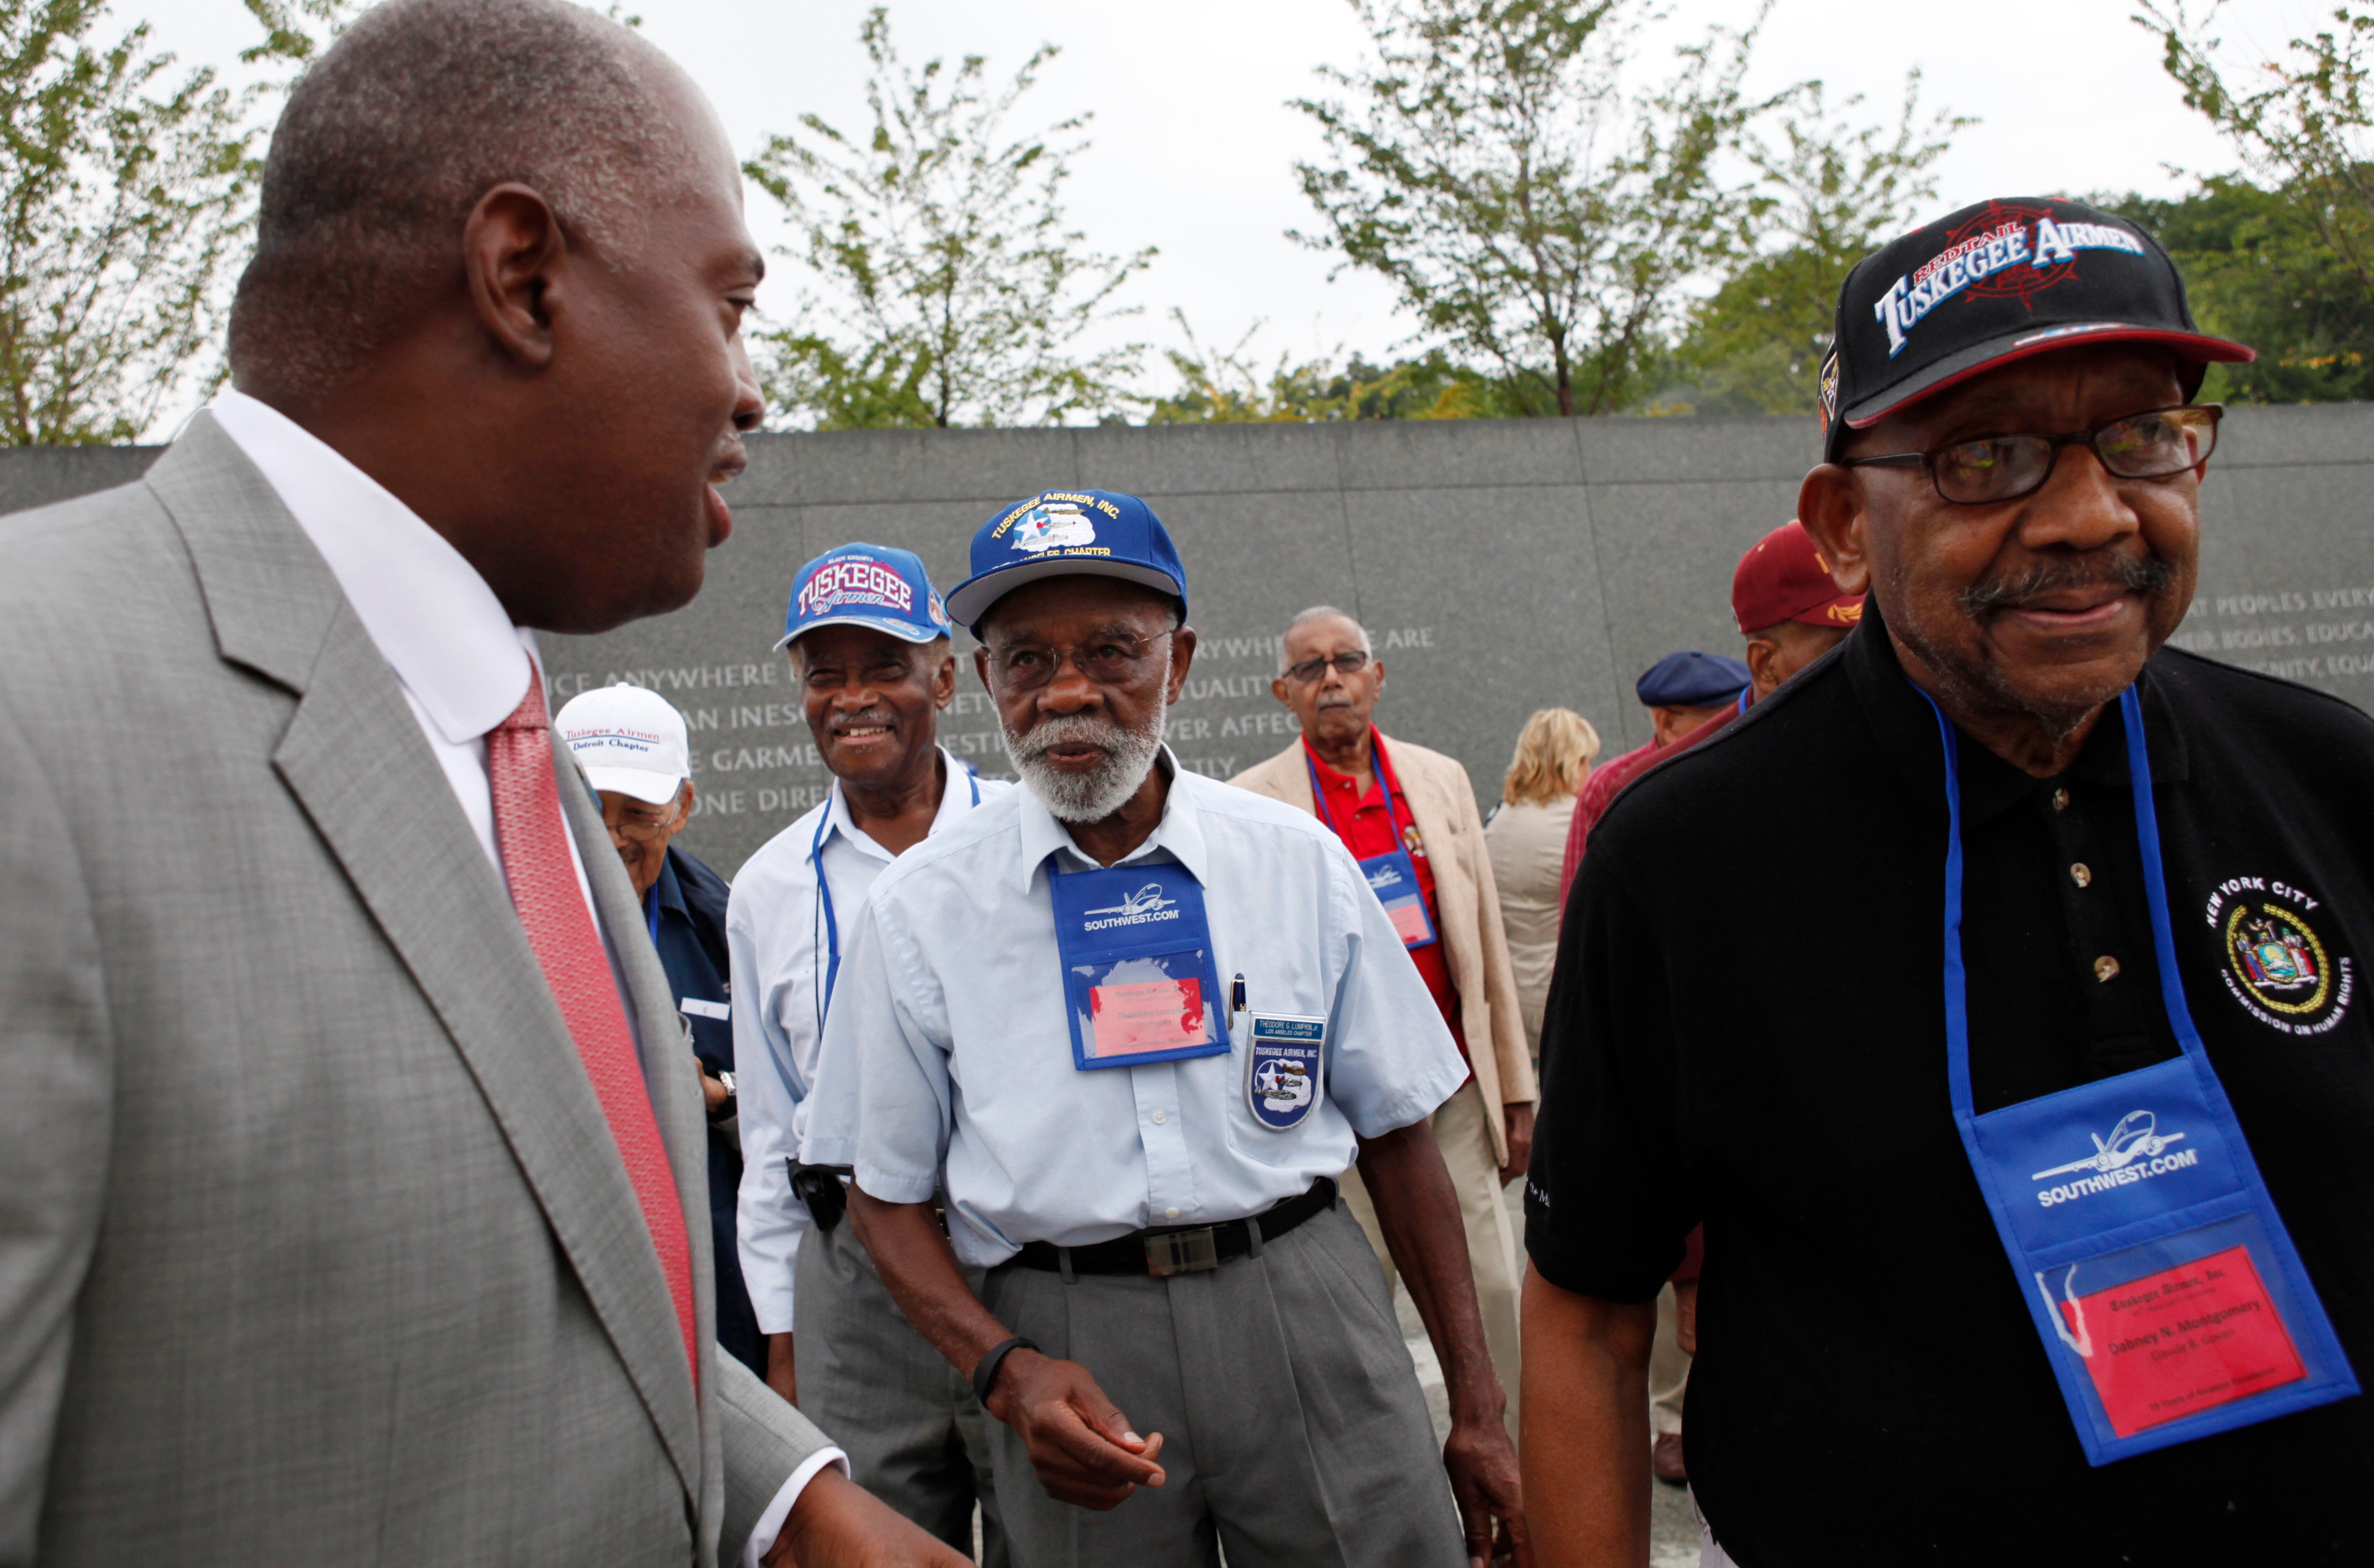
[0,416,830,1565]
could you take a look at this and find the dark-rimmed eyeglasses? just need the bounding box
[1284,650,1372,684]
[989,631,1172,693]
[1840,404,2222,505]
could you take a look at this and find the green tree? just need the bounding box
[1144,310,1492,423]
[0,0,305,443]
[745,7,1151,430]
[2105,177,2374,401]
[1673,76,1967,415]
[1291,0,1787,418]
[2138,1,2372,292]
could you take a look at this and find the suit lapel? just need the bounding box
[147,416,704,1500]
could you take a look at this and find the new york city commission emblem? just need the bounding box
[2206,875,2354,1035]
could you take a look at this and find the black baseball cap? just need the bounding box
[1819,196,2254,462]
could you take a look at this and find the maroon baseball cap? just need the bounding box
[1733,521,1864,634]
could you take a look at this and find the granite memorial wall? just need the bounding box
[13,403,2370,876]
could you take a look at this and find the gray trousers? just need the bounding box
[978,1201,1464,1568]
[796,1218,1008,1564]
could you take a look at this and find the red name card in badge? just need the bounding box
[1088,970,1209,1059]
[2062,1244,2307,1437]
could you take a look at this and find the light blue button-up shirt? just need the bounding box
[729,748,1003,1331]
[807,752,1469,1267]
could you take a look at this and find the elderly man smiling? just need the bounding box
[1523,198,2374,1566]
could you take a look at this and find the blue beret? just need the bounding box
[1636,650,1750,707]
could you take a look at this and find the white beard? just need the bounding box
[1005,705,1167,822]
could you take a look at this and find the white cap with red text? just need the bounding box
[554,684,690,806]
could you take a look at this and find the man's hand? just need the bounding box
[764,1465,967,1567]
[1446,1412,1531,1568]
[701,1068,729,1112]
[1673,1279,1698,1357]
[846,1190,1165,1512]
[767,1331,798,1405]
[1499,1102,1535,1187]
[983,1347,1166,1509]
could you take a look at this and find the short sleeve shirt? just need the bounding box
[820,754,1470,1267]
[1525,607,2374,1562]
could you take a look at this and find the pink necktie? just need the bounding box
[488,674,697,1383]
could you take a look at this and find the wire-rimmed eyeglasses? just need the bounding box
[1284,650,1372,684]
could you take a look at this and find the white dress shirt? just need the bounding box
[729,749,1005,1332]
[207,390,838,1565]
[809,752,1471,1268]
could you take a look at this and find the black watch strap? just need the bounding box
[971,1336,1038,1407]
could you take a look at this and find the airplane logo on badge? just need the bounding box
[1251,1058,1312,1108]
[1367,863,1404,890]
[2031,1109,2185,1181]
[1085,884,1175,919]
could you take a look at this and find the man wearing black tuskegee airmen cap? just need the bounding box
[1523,196,2374,1565]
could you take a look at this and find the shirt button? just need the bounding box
[2070,863,2092,888]
[2051,787,2071,811]
[1151,1108,1166,1125]
[1164,1207,1180,1221]
[2094,955,2122,982]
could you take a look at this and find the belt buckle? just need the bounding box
[1144,1226,1220,1277]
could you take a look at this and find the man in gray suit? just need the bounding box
[0,3,963,1565]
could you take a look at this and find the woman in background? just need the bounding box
[1483,707,1599,1063]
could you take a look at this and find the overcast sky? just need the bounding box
[158,0,2334,405]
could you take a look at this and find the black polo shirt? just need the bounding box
[1526,604,2374,1564]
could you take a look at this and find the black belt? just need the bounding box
[788,1160,852,1233]
[1008,1178,1336,1279]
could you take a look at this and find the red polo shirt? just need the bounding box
[1303,733,1469,1064]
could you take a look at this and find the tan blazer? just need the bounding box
[1230,734,1539,1164]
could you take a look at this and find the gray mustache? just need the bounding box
[1017,712,1124,758]
[1960,552,2173,617]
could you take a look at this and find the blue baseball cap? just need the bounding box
[945,489,1188,631]
[1636,650,1750,707]
[776,542,952,651]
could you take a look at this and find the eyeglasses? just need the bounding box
[989,631,1171,693]
[604,801,686,843]
[1284,650,1372,684]
[1841,404,2222,505]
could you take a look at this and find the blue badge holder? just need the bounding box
[1925,685,2356,1464]
[1048,862,1229,1072]
[1305,742,1439,951]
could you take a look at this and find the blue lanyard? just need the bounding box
[1929,685,2205,1112]
[1303,730,1411,845]
[809,805,840,1042]
[1734,686,1751,716]
[644,878,662,945]
[811,760,979,1036]
[1922,681,2357,1463]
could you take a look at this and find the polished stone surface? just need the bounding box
[12,404,2370,875]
